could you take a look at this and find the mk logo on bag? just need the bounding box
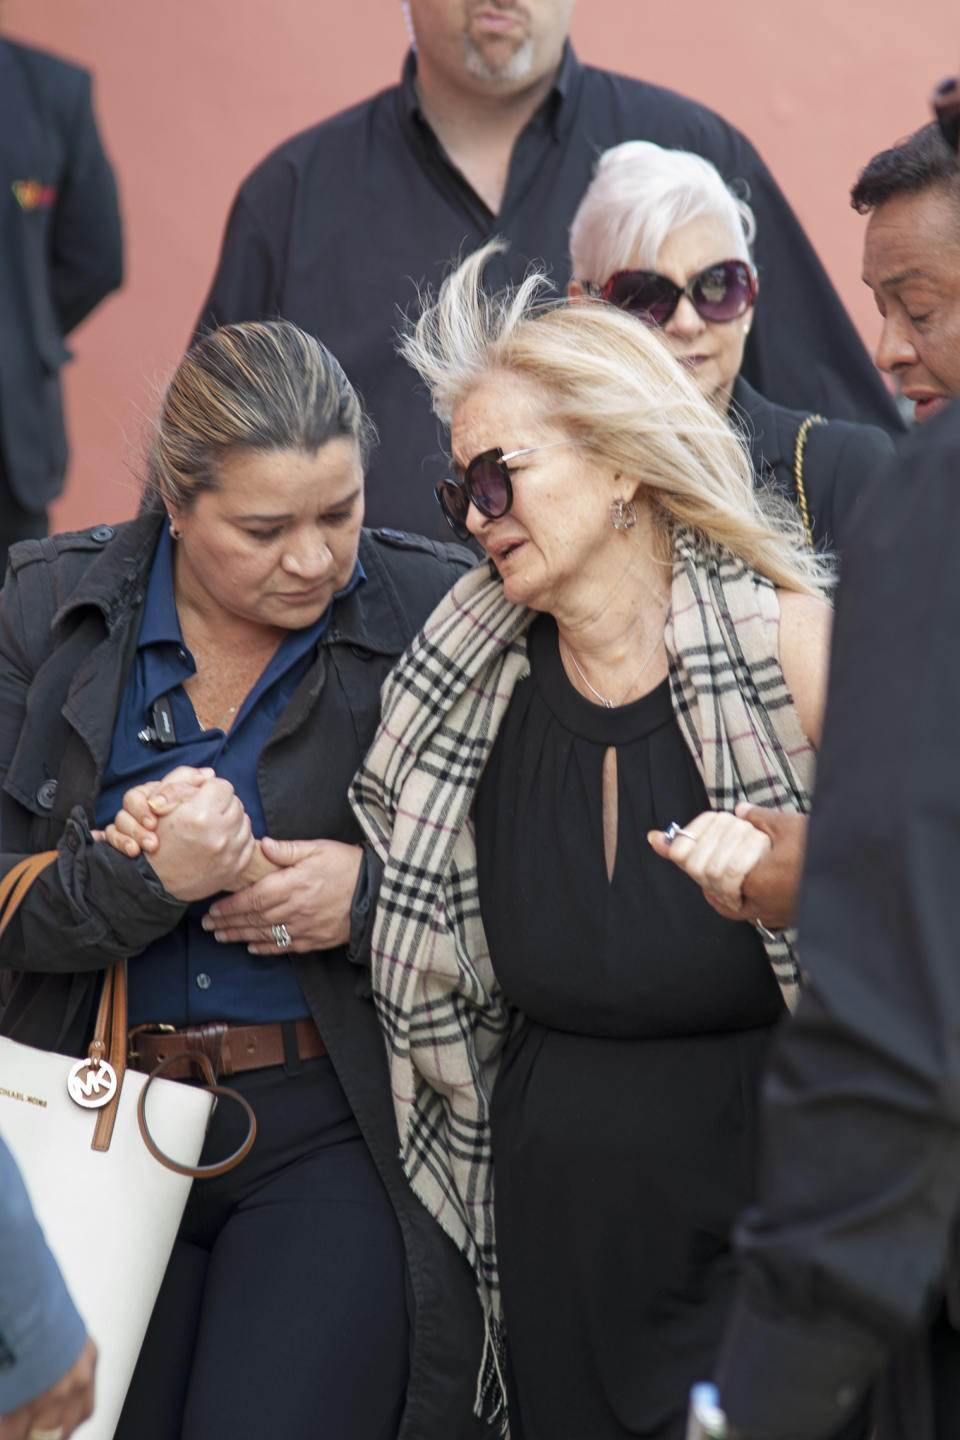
[67,1057,118,1109]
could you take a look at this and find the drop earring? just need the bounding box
[610,498,638,532]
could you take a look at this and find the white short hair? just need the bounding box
[569,140,757,285]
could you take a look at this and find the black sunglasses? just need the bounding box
[435,442,570,539]
[933,75,960,154]
[592,258,757,327]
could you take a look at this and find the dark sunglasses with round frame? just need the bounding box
[590,258,757,328]
[435,442,570,539]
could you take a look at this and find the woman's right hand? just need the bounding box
[128,776,258,902]
[98,765,216,857]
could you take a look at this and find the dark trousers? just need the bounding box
[116,1056,409,1440]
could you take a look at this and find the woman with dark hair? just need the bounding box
[568,141,894,557]
[0,320,492,1440]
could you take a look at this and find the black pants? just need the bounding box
[116,1057,409,1440]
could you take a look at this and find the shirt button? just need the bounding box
[177,648,187,661]
[835,1385,857,1408]
[90,524,115,543]
[195,973,212,990]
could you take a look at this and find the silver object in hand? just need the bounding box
[270,922,293,949]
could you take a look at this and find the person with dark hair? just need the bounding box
[195,0,900,538]
[852,121,960,426]
[683,78,960,1440]
[0,320,491,1440]
[0,32,123,568]
[682,115,960,939]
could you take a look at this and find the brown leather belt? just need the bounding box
[128,1018,327,1081]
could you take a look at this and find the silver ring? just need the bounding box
[663,821,697,845]
[270,922,292,949]
[29,1428,66,1440]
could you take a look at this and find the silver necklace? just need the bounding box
[563,629,664,709]
[195,701,238,733]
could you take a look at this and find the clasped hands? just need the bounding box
[647,804,808,932]
[96,765,362,953]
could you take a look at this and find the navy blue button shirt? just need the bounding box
[95,526,364,1027]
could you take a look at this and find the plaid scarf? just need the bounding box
[349,531,817,1424]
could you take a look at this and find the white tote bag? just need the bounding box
[0,852,255,1440]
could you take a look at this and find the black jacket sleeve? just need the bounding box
[0,556,185,975]
[713,405,960,1438]
[49,68,123,335]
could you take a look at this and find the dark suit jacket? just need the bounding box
[713,404,960,1438]
[0,39,122,510]
[731,375,895,558]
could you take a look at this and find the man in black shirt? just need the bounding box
[196,1,899,536]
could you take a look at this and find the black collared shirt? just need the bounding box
[197,46,900,539]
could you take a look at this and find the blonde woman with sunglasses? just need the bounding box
[349,244,869,1440]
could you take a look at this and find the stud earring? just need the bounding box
[168,516,182,540]
[610,499,638,532]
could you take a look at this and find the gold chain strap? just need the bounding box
[792,413,826,549]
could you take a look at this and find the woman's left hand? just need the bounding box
[201,837,364,953]
[647,810,772,920]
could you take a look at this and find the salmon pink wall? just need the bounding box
[4,0,955,532]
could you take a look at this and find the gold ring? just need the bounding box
[29,1427,66,1440]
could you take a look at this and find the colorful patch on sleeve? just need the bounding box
[12,179,58,211]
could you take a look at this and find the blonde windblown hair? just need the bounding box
[399,242,829,598]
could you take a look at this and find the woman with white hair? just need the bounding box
[569,140,894,555]
[350,246,867,1440]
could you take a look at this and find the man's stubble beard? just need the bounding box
[463,35,535,84]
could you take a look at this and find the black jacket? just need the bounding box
[713,405,960,1439]
[731,376,896,558]
[196,46,901,538]
[0,39,123,510]
[0,513,494,1440]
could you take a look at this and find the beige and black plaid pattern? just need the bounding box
[351,540,817,1418]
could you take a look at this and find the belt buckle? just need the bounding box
[127,1021,176,1062]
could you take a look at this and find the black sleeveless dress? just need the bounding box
[475,614,786,1440]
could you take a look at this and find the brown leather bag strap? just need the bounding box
[0,851,255,1177]
[136,1051,258,1178]
[0,851,59,935]
[91,963,128,1154]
